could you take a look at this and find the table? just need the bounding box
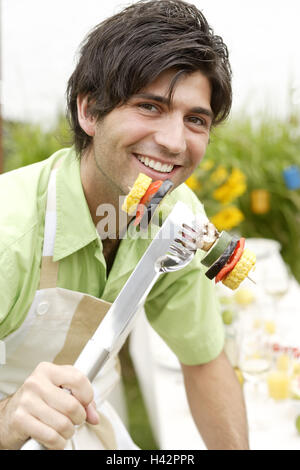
[129,239,300,450]
[130,309,300,450]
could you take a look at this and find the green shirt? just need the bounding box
[0,148,224,365]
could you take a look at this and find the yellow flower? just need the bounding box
[185,175,201,191]
[210,206,245,231]
[210,165,228,184]
[213,168,246,204]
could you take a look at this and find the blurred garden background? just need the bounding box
[1,0,300,450]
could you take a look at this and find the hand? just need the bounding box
[0,362,99,450]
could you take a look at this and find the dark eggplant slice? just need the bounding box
[205,237,239,280]
[139,180,174,230]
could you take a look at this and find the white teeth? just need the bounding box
[136,155,174,173]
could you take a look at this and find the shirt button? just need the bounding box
[36,301,49,316]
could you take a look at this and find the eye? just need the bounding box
[187,116,207,127]
[138,103,159,112]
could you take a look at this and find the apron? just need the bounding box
[0,165,138,450]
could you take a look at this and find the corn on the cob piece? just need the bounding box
[222,248,256,290]
[122,173,152,215]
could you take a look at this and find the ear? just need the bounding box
[77,94,97,137]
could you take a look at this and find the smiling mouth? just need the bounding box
[133,153,179,174]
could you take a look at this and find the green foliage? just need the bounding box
[204,112,300,282]
[3,115,71,172]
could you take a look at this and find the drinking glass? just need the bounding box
[239,329,272,389]
[262,251,291,317]
[264,270,290,313]
[237,321,273,430]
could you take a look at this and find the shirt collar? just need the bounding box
[53,148,99,262]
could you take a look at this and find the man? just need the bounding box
[0,0,249,450]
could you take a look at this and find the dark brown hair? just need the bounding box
[66,0,232,155]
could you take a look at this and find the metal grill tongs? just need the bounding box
[22,201,197,450]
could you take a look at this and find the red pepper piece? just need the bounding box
[134,180,163,226]
[215,238,245,283]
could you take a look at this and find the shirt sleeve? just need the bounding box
[144,251,225,365]
[0,245,20,339]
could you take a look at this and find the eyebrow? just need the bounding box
[134,93,214,121]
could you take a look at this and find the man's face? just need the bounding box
[91,69,213,196]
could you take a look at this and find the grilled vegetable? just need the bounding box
[134,180,163,226]
[221,248,256,290]
[139,180,174,228]
[122,173,152,215]
[205,237,239,280]
[201,231,232,267]
[215,238,245,283]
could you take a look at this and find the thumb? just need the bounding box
[86,401,100,425]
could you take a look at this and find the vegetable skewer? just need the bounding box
[122,173,256,290]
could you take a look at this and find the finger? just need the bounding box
[37,363,94,408]
[85,401,100,425]
[28,396,75,441]
[24,368,87,426]
[43,384,87,426]
[16,411,67,450]
[60,367,94,407]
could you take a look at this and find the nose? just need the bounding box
[154,115,187,155]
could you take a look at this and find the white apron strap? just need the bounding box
[39,165,59,289]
